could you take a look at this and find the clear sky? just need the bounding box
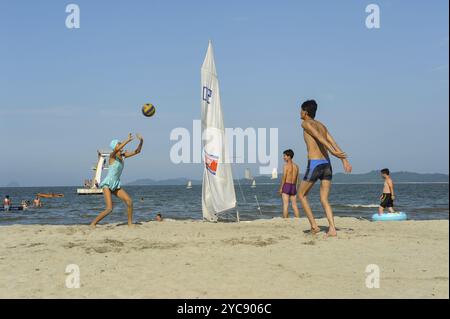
[0,0,448,186]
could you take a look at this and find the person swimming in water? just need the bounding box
[21,200,31,210]
[90,133,144,228]
[297,100,352,237]
[279,149,300,218]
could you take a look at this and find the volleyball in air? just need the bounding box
[142,103,156,117]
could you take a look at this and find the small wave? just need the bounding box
[345,204,379,208]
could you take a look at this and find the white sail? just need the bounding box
[77,152,108,195]
[244,168,252,180]
[93,154,108,187]
[271,168,278,180]
[187,180,192,189]
[251,179,256,188]
[201,41,237,221]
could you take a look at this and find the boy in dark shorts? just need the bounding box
[378,168,396,215]
[279,149,300,218]
[303,159,333,183]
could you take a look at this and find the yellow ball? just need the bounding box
[142,103,156,117]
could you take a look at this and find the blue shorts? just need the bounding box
[303,159,332,183]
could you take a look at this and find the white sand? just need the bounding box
[0,217,448,298]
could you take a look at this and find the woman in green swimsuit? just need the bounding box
[90,133,144,228]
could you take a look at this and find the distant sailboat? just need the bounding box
[251,179,256,188]
[271,168,278,180]
[186,180,193,189]
[244,168,253,180]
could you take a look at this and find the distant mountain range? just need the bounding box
[4,181,20,188]
[127,171,449,186]
[127,178,200,186]
[331,171,449,183]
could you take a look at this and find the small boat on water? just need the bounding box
[251,179,256,188]
[77,151,109,195]
[37,193,64,198]
[186,180,193,189]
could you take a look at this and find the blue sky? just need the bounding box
[0,0,448,186]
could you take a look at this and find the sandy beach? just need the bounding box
[0,217,448,299]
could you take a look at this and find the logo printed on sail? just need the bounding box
[202,87,213,104]
[204,151,219,175]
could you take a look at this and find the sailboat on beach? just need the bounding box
[201,41,237,222]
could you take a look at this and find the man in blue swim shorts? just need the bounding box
[298,100,352,237]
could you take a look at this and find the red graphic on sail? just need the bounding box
[205,151,219,175]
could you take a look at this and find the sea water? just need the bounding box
[0,183,448,225]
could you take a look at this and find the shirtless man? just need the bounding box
[279,149,300,218]
[298,100,352,237]
[3,195,11,211]
[33,195,42,208]
[378,168,396,215]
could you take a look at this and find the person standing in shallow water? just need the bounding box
[3,195,11,211]
[90,133,144,228]
[297,100,352,237]
[33,195,42,208]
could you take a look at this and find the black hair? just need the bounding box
[156,213,162,217]
[381,168,390,175]
[5,195,9,199]
[283,149,294,159]
[301,100,318,119]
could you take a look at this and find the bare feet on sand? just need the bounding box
[90,223,136,229]
[324,229,337,238]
